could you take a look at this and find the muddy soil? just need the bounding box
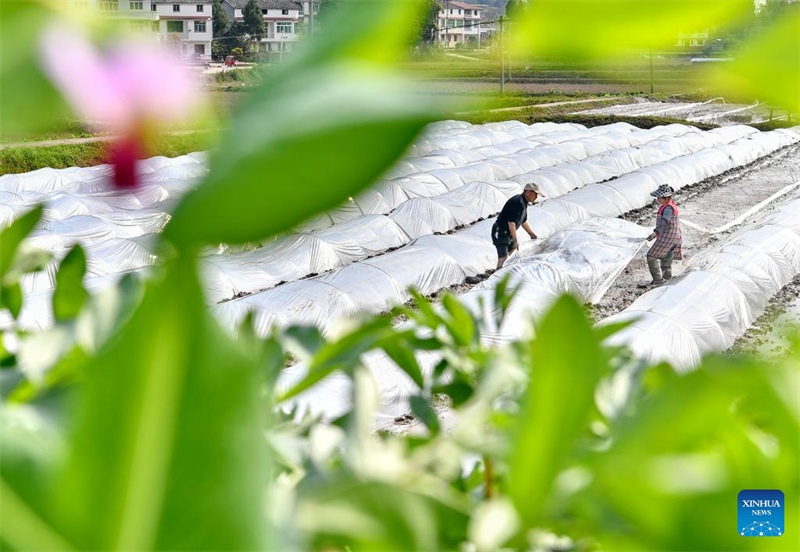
[729,277,800,360]
[576,100,781,126]
[593,143,800,321]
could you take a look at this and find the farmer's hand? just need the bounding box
[529,232,537,240]
[511,239,519,251]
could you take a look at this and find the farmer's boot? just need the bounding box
[638,257,663,288]
[660,258,673,280]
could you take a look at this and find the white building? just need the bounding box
[66,1,212,61]
[676,30,710,48]
[153,1,213,60]
[222,0,302,54]
[437,1,484,48]
[75,0,160,33]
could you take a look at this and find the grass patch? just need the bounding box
[0,118,95,145]
[0,132,214,175]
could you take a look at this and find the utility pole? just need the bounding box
[500,15,505,95]
[444,1,449,49]
[310,1,315,35]
[649,48,654,94]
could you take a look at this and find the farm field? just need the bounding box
[4,113,799,428]
[3,0,798,547]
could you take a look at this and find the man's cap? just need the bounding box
[650,184,674,198]
[523,182,544,196]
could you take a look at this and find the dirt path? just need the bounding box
[453,96,623,116]
[0,129,207,150]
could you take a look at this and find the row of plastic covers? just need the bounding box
[279,197,800,429]
[213,126,799,335]
[276,217,652,427]
[2,123,798,340]
[602,199,800,371]
[203,123,772,301]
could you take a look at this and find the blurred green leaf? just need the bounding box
[0,206,43,281]
[590,356,799,550]
[714,5,800,112]
[277,317,394,402]
[410,395,440,434]
[0,0,71,137]
[289,0,427,69]
[381,336,424,389]
[508,294,608,527]
[285,325,325,356]
[0,402,69,550]
[0,282,23,319]
[46,257,269,550]
[492,273,519,325]
[0,334,16,369]
[296,478,469,551]
[407,288,441,327]
[52,246,87,323]
[166,1,438,247]
[441,293,476,348]
[433,380,473,407]
[512,1,751,58]
[8,345,88,404]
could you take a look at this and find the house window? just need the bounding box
[173,3,180,12]
[99,0,118,10]
[152,21,160,31]
[151,2,156,10]
[195,44,205,55]
[167,20,183,32]
[282,9,289,15]
[129,1,143,10]
[197,4,204,12]
[298,4,304,16]
[194,20,206,33]
[276,21,293,34]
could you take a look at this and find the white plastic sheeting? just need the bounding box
[602,200,800,371]
[275,218,651,427]
[213,127,799,335]
[2,122,798,334]
[461,218,651,344]
[204,124,779,302]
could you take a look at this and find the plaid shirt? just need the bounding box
[647,201,682,259]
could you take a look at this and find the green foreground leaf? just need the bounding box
[511,1,751,57]
[166,0,438,246]
[508,294,608,527]
[714,5,800,112]
[45,257,269,550]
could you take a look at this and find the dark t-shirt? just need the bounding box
[496,193,528,232]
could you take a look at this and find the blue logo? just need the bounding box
[738,490,784,537]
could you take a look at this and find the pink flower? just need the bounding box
[39,25,201,188]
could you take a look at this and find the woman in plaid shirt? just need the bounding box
[640,184,682,288]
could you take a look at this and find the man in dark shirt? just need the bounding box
[491,182,543,268]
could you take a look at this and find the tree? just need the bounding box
[417,0,439,45]
[505,0,530,19]
[243,0,266,45]
[212,0,230,36]
[317,0,345,23]
[211,21,249,59]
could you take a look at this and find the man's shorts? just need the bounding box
[491,222,517,258]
